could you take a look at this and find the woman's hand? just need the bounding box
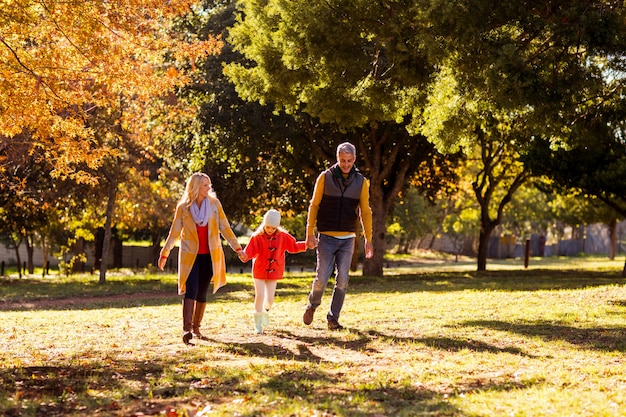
[158,255,167,270]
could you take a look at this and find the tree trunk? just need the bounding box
[72,237,86,273]
[13,236,23,279]
[609,218,617,260]
[41,235,48,277]
[363,195,387,276]
[477,221,497,272]
[99,179,119,284]
[93,229,103,270]
[25,235,35,274]
[151,234,162,266]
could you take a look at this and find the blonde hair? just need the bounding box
[180,172,216,208]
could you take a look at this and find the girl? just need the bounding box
[239,209,307,333]
[159,173,243,344]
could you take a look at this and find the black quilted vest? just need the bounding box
[316,164,364,233]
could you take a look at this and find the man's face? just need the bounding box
[337,151,355,174]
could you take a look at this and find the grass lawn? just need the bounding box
[1,255,626,416]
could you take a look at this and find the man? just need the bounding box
[303,142,374,330]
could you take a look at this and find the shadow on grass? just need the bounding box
[462,319,626,352]
[205,327,535,365]
[2,268,624,312]
[272,269,626,300]
[0,360,176,416]
[0,328,550,417]
[0,355,468,417]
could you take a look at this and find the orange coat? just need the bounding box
[161,196,241,295]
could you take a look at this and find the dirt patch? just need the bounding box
[0,291,177,311]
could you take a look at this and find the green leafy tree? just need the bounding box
[162,0,342,226]
[115,167,184,263]
[224,0,452,276]
[416,0,626,271]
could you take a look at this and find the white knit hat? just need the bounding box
[264,209,281,228]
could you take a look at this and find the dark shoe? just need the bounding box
[192,331,209,341]
[327,319,343,331]
[183,331,193,345]
[303,306,316,325]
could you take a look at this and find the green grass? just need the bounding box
[1,256,626,416]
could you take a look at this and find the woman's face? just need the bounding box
[199,177,212,198]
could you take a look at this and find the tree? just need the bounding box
[0,135,90,276]
[415,0,626,270]
[1,1,221,183]
[162,0,334,225]
[224,0,453,276]
[116,167,184,264]
[421,68,532,270]
[525,118,626,268]
[3,1,225,282]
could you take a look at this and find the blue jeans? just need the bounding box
[307,234,355,321]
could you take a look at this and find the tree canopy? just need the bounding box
[1,0,222,182]
[224,0,456,275]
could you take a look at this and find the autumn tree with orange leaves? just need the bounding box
[1,0,222,281]
[1,0,221,180]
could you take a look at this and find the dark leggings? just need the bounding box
[184,254,213,302]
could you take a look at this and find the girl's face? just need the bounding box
[263,225,277,235]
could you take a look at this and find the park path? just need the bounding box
[0,291,176,311]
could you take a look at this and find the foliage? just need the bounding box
[523,113,626,222]
[416,0,626,270]
[1,0,222,183]
[224,0,458,276]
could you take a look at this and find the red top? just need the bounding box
[196,224,210,254]
[243,230,306,280]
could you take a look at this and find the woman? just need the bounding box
[158,173,243,344]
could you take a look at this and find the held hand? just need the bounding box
[238,251,248,262]
[306,235,318,250]
[364,241,374,259]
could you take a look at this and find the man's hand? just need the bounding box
[306,234,318,250]
[364,241,374,259]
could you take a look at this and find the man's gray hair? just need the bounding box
[336,142,356,156]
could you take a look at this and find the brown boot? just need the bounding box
[192,301,209,340]
[182,298,195,345]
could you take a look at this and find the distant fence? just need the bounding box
[2,222,624,271]
[416,221,626,259]
[0,243,316,274]
[0,243,163,270]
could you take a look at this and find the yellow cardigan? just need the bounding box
[160,196,242,295]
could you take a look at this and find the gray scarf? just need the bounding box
[190,198,210,227]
